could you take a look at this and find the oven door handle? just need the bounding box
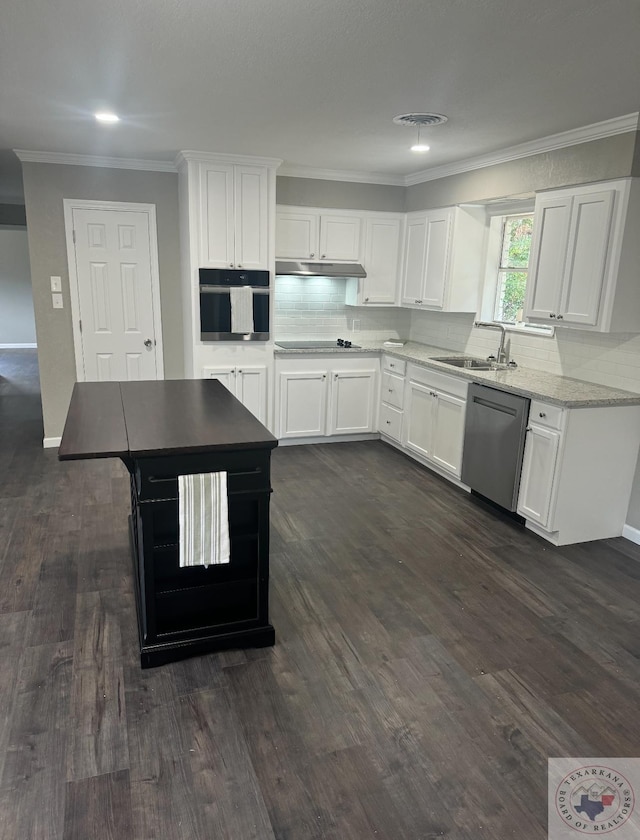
[200,285,269,294]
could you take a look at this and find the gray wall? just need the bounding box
[406,133,637,210]
[276,176,405,211]
[0,204,27,226]
[0,228,36,345]
[21,163,183,440]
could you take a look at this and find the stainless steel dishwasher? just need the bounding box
[461,384,530,511]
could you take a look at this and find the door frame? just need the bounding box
[63,198,165,381]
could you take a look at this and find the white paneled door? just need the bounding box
[67,203,162,382]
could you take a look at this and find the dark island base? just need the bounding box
[128,517,275,668]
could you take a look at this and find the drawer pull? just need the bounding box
[539,412,546,418]
[147,475,175,484]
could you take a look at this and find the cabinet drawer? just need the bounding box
[529,400,564,431]
[381,371,405,409]
[383,355,406,376]
[135,450,271,501]
[155,579,260,636]
[407,363,468,400]
[379,403,403,441]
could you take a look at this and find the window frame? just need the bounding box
[478,200,554,337]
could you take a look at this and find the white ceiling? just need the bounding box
[1,0,640,202]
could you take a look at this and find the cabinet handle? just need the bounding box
[539,412,546,418]
[238,264,243,268]
[557,314,563,320]
[238,369,242,374]
[322,374,326,380]
[229,263,234,268]
[386,420,391,425]
[334,373,338,379]
[526,426,532,432]
[321,254,326,259]
[389,363,395,368]
[388,388,393,393]
[549,313,556,319]
[364,297,369,302]
[310,253,315,258]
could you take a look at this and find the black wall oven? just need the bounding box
[199,268,270,341]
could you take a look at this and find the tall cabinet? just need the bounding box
[177,152,281,421]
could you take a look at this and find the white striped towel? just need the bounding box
[230,286,254,334]
[178,472,230,567]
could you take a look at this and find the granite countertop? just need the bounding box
[273,339,640,408]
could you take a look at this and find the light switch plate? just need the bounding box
[52,293,64,309]
[50,276,62,292]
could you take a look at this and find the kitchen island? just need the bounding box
[59,379,278,667]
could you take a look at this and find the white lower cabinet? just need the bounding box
[276,356,378,440]
[202,364,268,424]
[378,356,407,443]
[403,364,467,478]
[517,399,640,545]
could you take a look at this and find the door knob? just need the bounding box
[144,339,153,348]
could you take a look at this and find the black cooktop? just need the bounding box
[275,340,362,350]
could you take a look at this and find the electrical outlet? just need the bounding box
[50,276,62,292]
[352,319,360,332]
[52,293,64,309]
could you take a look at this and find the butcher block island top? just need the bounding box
[59,378,277,460]
[59,379,278,668]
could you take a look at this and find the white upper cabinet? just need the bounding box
[199,162,269,270]
[525,178,640,332]
[276,207,362,261]
[345,214,404,306]
[401,205,485,312]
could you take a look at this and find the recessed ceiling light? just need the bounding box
[95,112,120,124]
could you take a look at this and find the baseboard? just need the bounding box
[0,342,37,349]
[277,433,379,447]
[622,524,640,545]
[43,436,61,449]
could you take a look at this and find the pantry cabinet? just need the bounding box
[276,208,362,261]
[202,364,268,425]
[275,355,378,440]
[400,205,486,312]
[524,178,640,332]
[403,364,468,478]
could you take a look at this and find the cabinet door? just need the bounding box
[559,189,614,326]
[236,366,267,424]
[319,215,362,261]
[379,403,402,442]
[404,380,434,459]
[402,216,427,305]
[202,365,236,393]
[525,194,572,320]
[430,391,466,477]
[278,371,327,438]
[361,217,402,304]
[234,166,269,270]
[328,369,376,435]
[276,211,319,259]
[199,163,235,268]
[421,209,452,308]
[517,424,561,528]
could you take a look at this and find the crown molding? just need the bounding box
[176,150,283,169]
[278,164,405,187]
[13,149,177,172]
[404,112,640,186]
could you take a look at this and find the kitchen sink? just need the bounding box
[431,356,496,370]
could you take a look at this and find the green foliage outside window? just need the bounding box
[494,215,533,323]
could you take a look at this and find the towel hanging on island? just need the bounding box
[178,472,230,567]
[230,286,254,335]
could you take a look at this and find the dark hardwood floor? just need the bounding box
[2,348,640,839]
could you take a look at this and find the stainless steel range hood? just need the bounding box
[275,260,366,279]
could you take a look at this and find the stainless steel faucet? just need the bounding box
[474,321,509,364]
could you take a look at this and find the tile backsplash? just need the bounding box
[274,276,410,340]
[410,310,640,394]
[274,277,640,394]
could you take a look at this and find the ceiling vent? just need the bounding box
[392,113,448,127]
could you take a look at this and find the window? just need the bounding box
[493,214,533,323]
